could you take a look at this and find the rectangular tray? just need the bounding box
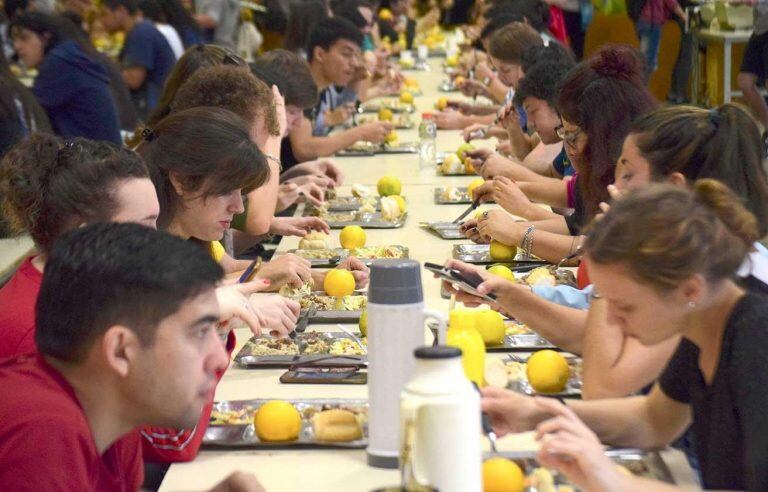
[336,142,419,157]
[359,100,415,113]
[286,248,348,266]
[439,80,459,92]
[205,398,369,448]
[234,332,367,368]
[317,211,407,229]
[354,114,414,129]
[420,221,465,240]
[324,196,373,212]
[484,452,674,485]
[435,152,474,176]
[434,187,471,204]
[452,244,547,265]
[505,353,582,398]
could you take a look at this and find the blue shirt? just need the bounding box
[552,148,574,177]
[120,20,175,113]
[34,40,121,144]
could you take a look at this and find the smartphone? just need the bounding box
[280,367,367,385]
[423,262,497,302]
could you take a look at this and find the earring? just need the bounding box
[688,301,696,309]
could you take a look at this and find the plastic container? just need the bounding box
[418,113,437,170]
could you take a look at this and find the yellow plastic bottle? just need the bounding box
[447,310,486,387]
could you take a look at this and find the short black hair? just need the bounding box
[306,17,364,62]
[520,41,574,73]
[103,0,139,14]
[36,222,223,363]
[479,12,524,42]
[251,50,318,109]
[484,0,549,31]
[333,0,371,30]
[514,59,575,107]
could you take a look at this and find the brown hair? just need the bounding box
[136,107,269,229]
[629,103,768,237]
[251,49,318,110]
[0,134,148,253]
[127,44,243,147]
[585,180,760,291]
[488,22,542,64]
[557,44,658,216]
[171,65,279,136]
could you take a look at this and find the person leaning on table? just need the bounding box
[0,223,265,492]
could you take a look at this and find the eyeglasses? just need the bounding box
[555,124,582,147]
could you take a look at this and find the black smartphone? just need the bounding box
[280,367,367,385]
[423,262,497,302]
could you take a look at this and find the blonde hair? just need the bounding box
[585,179,760,290]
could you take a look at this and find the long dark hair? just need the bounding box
[629,103,768,237]
[157,0,202,42]
[0,134,148,253]
[557,44,658,216]
[136,107,269,229]
[0,48,51,153]
[10,12,97,58]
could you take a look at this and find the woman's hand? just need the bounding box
[534,397,630,492]
[480,153,513,180]
[462,123,491,142]
[271,85,288,138]
[275,182,301,212]
[249,294,300,338]
[496,139,513,157]
[255,253,313,289]
[480,386,544,437]
[283,159,345,186]
[476,209,524,246]
[458,78,489,100]
[433,109,469,130]
[596,184,622,219]
[493,176,533,217]
[269,216,330,237]
[215,280,273,336]
[323,102,356,127]
[459,218,491,243]
[337,256,370,288]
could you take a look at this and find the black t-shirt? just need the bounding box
[659,292,768,491]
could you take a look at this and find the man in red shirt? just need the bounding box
[0,223,263,491]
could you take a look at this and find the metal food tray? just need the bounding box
[452,244,547,265]
[506,354,582,398]
[487,334,556,352]
[483,451,674,485]
[420,221,465,240]
[204,398,369,448]
[234,332,367,368]
[325,196,375,212]
[336,142,376,157]
[321,212,407,229]
[439,80,459,92]
[337,142,419,157]
[359,101,415,113]
[286,248,348,266]
[378,142,419,154]
[434,187,471,204]
[354,114,414,129]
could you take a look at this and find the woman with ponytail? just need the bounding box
[477,181,768,492]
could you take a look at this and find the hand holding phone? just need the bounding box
[424,262,497,302]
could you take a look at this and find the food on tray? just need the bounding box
[524,266,556,287]
[312,408,364,442]
[527,467,560,492]
[298,231,333,250]
[279,281,314,299]
[380,196,404,221]
[210,407,254,425]
[346,141,376,153]
[475,310,505,346]
[358,201,376,215]
[525,350,571,394]
[404,77,419,90]
[299,294,368,311]
[482,457,525,492]
[254,400,302,442]
[247,333,330,355]
[467,178,484,200]
[436,96,448,110]
[487,264,515,281]
[351,184,372,198]
[385,130,399,144]
[378,107,393,122]
[445,53,459,67]
[456,143,475,160]
[359,310,368,337]
[311,210,359,222]
[350,245,407,259]
[484,358,508,388]
[340,225,367,249]
[489,240,518,261]
[399,90,414,104]
[377,175,402,196]
[505,322,533,336]
[323,269,356,297]
[329,338,367,355]
[440,186,464,202]
[440,153,464,174]
[293,249,342,260]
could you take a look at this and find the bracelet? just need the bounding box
[520,225,535,260]
[264,153,283,171]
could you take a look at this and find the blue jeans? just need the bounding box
[636,21,662,72]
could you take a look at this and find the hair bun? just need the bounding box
[589,45,645,84]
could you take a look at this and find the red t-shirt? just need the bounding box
[0,257,42,359]
[0,354,144,491]
[140,329,237,463]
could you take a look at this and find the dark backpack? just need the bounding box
[626,0,649,22]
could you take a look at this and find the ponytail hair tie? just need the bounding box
[142,128,157,141]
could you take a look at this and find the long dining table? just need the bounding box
[158,56,701,492]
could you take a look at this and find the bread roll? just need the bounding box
[312,409,363,442]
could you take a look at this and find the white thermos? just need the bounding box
[366,260,447,469]
[400,346,482,492]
